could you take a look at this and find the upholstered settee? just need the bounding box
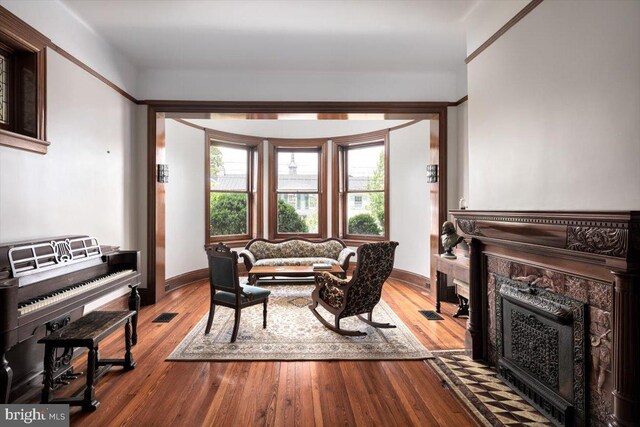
[239,237,355,273]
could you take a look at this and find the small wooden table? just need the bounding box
[38,310,137,411]
[431,255,470,315]
[249,265,345,285]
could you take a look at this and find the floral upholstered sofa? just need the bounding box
[239,237,355,274]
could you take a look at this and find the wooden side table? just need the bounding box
[431,255,470,314]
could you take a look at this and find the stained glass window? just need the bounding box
[0,53,8,125]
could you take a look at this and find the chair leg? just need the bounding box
[309,305,367,337]
[263,299,268,329]
[357,311,396,329]
[205,303,215,335]
[231,309,241,343]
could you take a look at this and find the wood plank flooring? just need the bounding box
[35,279,477,426]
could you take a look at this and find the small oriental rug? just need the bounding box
[168,285,432,361]
[428,351,553,427]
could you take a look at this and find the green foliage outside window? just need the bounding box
[348,213,381,235]
[367,151,385,227]
[278,198,309,233]
[209,146,223,188]
[210,193,247,236]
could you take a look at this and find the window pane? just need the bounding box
[277,193,318,234]
[251,148,258,192]
[347,144,384,191]
[210,145,248,191]
[210,192,247,236]
[277,150,318,191]
[347,192,384,236]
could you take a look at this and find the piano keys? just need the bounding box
[0,236,141,404]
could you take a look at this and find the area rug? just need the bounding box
[168,285,432,361]
[428,351,553,427]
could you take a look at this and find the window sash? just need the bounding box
[335,136,389,242]
[208,141,260,243]
[269,143,326,239]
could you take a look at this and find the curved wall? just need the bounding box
[164,119,431,282]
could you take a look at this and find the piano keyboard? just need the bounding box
[18,269,134,316]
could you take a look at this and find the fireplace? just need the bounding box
[450,210,640,427]
[495,275,586,426]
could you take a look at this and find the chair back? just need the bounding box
[342,241,399,318]
[205,243,240,294]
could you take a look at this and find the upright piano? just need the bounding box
[0,236,141,403]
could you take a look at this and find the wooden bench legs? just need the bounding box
[41,319,136,411]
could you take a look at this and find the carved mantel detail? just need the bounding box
[456,219,480,236]
[566,226,628,257]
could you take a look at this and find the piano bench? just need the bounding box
[38,310,137,411]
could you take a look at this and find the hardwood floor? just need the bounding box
[34,279,477,426]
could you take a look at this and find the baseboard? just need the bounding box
[165,264,249,293]
[389,268,430,289]
[165,268,209,292]
[165,264,428,292]
[348,262,429,290]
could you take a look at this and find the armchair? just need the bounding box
[204,243,271,342]
[309,241,399,336]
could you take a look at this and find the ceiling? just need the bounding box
[61,0,477,75]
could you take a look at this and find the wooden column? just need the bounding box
[429,110,447,289]
[609,270,640,427]
[466,237,484,359]
[143,107,166,305]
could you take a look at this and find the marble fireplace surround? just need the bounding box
[449,210,640,427]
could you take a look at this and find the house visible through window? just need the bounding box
[270,141,327,239]
[354,195,363,209]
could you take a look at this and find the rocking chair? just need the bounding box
[309,241,399,336]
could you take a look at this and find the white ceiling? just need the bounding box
[61,0,476,75]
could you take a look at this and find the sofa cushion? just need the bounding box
[248,239,344,261]
[254,257,339,267]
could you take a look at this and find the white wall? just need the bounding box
[467,0,640,210]
[389,121,431,277]
[0,49,140,306]
[456,101,469,206]
[0,50,138,245]
[164,119,432,280]
[164,120,206,279]
[0,0,138,96]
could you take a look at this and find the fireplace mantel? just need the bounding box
[449,210,640,427]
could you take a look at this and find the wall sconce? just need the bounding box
[426,164,438,183]
[157,164,169,183]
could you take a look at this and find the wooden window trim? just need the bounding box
[205,129,263,247]
[0,8,49,154]
[268,139,328,240]
[332,129,390,242]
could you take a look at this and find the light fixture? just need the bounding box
[157,164,169,183]
[426,164,438,183]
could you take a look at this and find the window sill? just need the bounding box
[0,129,50,154]
[207,238,252,248]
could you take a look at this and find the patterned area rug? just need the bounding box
[168,285,432,361]
[428,351,553,427]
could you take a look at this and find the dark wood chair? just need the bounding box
[309,241,399,336]
[204,243,271,342]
